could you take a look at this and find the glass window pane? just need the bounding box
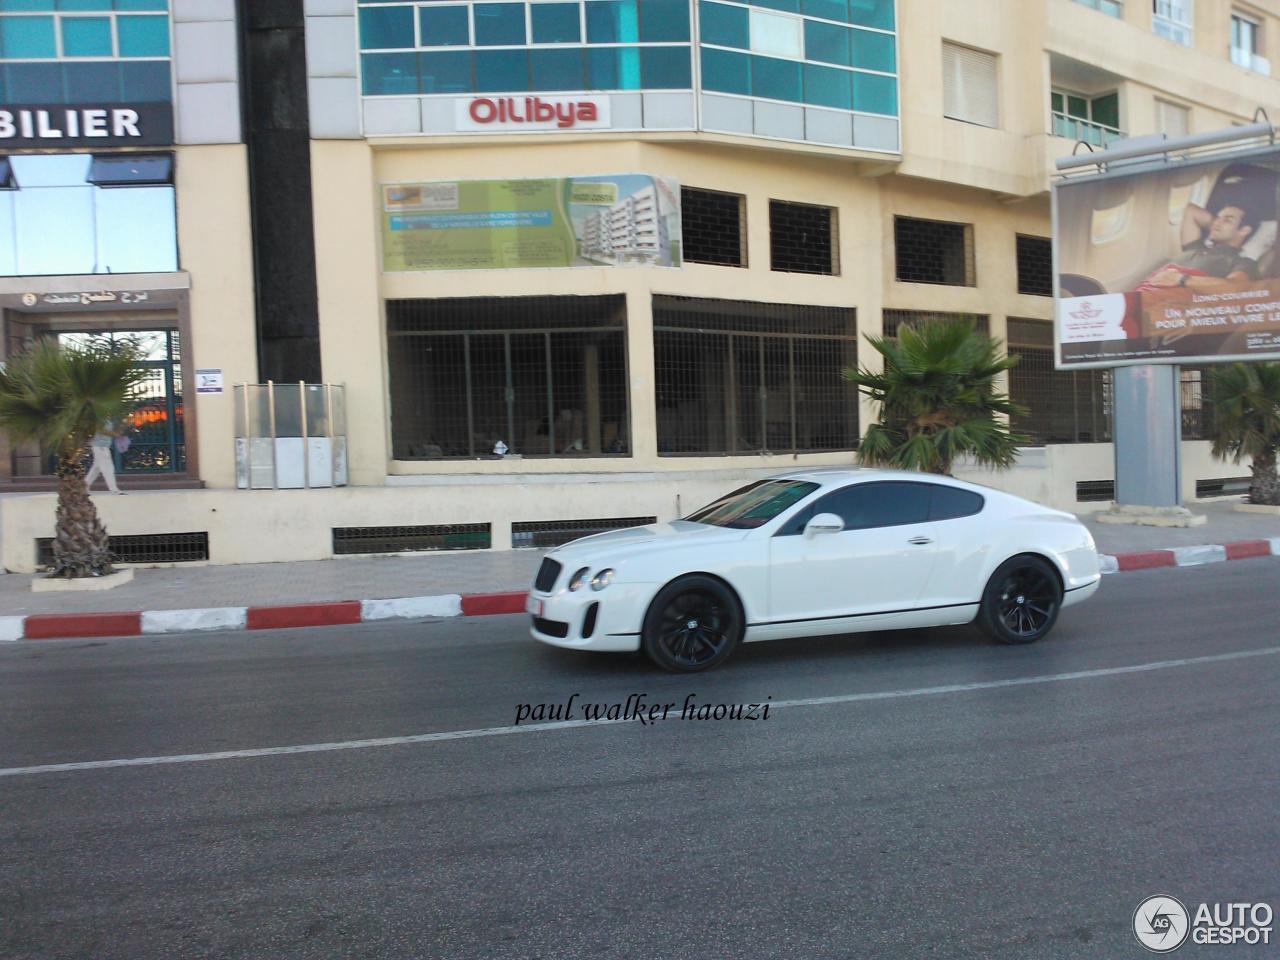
[585,0,637,42]
[420,5,469,45]
[0,0,54,10]
[0,193,17,276]
[361,51,419,94]
[700,1,747,48]
[358,5,414,48]
[1067,95,1087,118]
[16,185,96,275]
[750,0,798,13]
[640,45,689,87]
[929,485,983,521]
[420,50,473,91]
[1050,90,1063,112]
[114,0,169,9]
[847,0,892,29]
[65,60,120,100]
[802,0,845,20]
[117,14,169,55]
[1,15,56,56]
[10,153,90,186]
[852,70,894,114]
[474,3,526,45]
[1091,91,1118,129]
[751,54,800,101]
[119,59,168,100]
[4,62,62,102]
[56,0,110,8]
[61,15,112,55]
[804,19,850,65]
[529,47,583,89]
[586,45,618,87]
[474,48,529,90]
[803,62,851,108]
[638,0,687,41]
[749,8,801,58]
[850,26,893,72]
[815,481,929,529]
[531,3,580,42]
[95,186,176,273]
[701,46,749,94]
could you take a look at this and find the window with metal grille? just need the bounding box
[894,216,975,286]
[1016,235,1053,296]
[653,296,858,455]
[387,295,629,459]
[1076,480,1114,502]
[512,516,657,549]
[1007,318,1112,444]
[1195,476,1250,497]
[769,200,838,275]
[1179,366,1216,440]
[882,310,989,339]
[681,186,746,267]
[36,532,208,568]
[332,524,491,554]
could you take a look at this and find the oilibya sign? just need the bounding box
[455,96,611,131]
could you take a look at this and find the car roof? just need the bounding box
[770,467,977,488]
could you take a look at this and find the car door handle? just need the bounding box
[907,536,933,545]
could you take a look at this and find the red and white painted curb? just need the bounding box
[3,538,1278,643]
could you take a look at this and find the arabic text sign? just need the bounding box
[1054,146,1280,368]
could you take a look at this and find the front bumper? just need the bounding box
[526,581,653,652]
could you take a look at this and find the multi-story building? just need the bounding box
[1,0,1277,569]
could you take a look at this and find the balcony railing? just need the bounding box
[1230,46,1272,75]
[1052,112,1125,147]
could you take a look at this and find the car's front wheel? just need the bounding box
[641,575,743,672]
[976,555,1063,645]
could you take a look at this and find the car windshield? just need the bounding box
[684,480,819,529]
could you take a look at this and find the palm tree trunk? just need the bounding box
[1249,448,1280,506]
[50,452,113,578]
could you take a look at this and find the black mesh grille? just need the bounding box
[1007,318,1113,444]
[37,532,209,567]
[653,296,858,455]
[582,602,599,639]
[1195,477,1250,497]
[681,186,746,267]
[1016,235,1053,296]
[1076,480,1114,502]
[534,557,564,591]
[332,524,491,554]
[514,517,656,549]
[533,616,569,638]
[769,200,837,275]
[882,310,989,339]
[894,216,974,286]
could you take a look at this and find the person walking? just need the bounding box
[84,420,124,495]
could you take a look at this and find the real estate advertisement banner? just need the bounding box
[380,174,681,272]
[1054,146,1280,368]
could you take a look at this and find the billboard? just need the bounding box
[380,174,681,272]
[1054,146,1280,368]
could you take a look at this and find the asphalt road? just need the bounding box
[2,561,1278,960]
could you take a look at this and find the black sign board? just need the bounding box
[0,103,174,148]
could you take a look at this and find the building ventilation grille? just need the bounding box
[37,532,210,567]
[1076,480,1115,502]
[513,517,656,549]
[332,524,491,555]
[1195,477,1251,498]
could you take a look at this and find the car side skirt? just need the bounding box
[744,601,979,643]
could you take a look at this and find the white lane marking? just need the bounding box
[2,646,1277,779]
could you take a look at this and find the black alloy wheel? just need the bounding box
[641,575,744,672]
[977,556,1063,645]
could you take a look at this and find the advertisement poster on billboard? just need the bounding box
[381,174,682,272]
[1055,148,1280,368]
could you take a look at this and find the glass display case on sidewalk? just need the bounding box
[234,383,347,488]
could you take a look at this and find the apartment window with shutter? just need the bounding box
[942,41,999,129]
[894,216,975,286]
[1156,98,1190,137]
[1231,12,1269,73]
[769,200,838,275]
[1016,235,1053,296]
[681,187,747,268]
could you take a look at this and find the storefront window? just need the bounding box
[473,3,526,45]
[531,3,580,43]
[420,6,470,46]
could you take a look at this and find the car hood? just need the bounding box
[547,520,750,568]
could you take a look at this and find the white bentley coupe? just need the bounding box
[526,469,1101,672]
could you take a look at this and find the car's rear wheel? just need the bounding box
[641,575,743,672]
[977,556,1062,645]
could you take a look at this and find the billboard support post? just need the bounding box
[1113,365,1181,506]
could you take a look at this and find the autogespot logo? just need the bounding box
[1134,895,1191,953]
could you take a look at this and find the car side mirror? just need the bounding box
[804,512,845,537]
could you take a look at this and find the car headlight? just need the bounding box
[590,568,614,591]
[568,567,591,591]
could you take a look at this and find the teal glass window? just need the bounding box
[637,0,687,41]
[119,59,167,99]
[585,45,641,88]
[750,0,799,13]
[474,3,526,45]
[803,62,850,108]
[852,70,894,113]
[0,16,56,57]
[585,0,638,42]
[804,19,850,65]
[847,0,892,30]
[3,61,60,100]
[420,6,469,46]
[700,46,749,94]
[751,54,799,101]
[358,6,414,49]
[474,48,528,89]
[699,1,747,48]
[640,44,689,87]
[850,26,893,72]
[65,60,118,98]
[0,1,55,10]
[802,0,846,20]
[529,47,583,89]
[61,16,112,56]
[56,0,110,9]
[531,3,580,42]
[117,14,168,56]
[420,50,473,91]
[361,51,419,94]
[114,0,169,9]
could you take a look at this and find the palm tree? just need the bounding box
[843,319,1027,476]
[0,337,147,578]
[1207,362,1280,506]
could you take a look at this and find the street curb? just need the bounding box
[5,540,1276,642]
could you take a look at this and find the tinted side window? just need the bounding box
[929,485,984,521]
[808,481,931,531]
